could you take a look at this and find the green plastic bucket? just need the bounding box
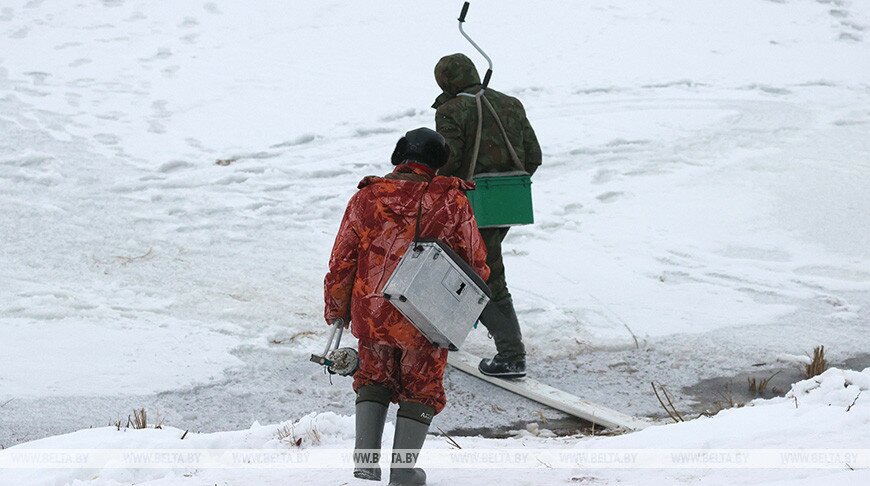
[466,171,534,228]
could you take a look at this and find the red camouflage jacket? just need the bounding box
[324,162,490,349]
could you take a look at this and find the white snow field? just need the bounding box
[1,0,869,484]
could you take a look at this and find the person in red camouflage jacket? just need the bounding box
[324,127,489,485]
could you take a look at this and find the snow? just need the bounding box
[1,0,869,483]
[2,368,868,485]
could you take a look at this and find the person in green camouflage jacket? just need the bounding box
[432,53,542,378]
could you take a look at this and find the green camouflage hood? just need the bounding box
[433,53,481,107]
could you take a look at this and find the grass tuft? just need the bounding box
[805,345,827,378]
[748,370,781,396]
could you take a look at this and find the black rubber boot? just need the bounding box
[478,297,526,378]
[354,386,390,481]
[478,354,526,378]
[388,402,433,486]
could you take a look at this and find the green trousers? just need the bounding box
[480,227,511,302]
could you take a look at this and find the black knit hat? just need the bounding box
[391,127,450,169]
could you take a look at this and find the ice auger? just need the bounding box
[309,322,359,376]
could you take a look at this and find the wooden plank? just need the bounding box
[448,350,648,431]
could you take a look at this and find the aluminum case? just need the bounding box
[382,239,491,349]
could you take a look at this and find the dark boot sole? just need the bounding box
[478,369,526,379]
[354,469,381,481]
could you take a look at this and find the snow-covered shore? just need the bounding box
[2,368,868,485]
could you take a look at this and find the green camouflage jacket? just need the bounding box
[432,53,542,180]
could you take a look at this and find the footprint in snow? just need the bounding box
[68,58,92,68]
[54,41,82,50]
[140,47,173,63]
[574,86,625,95]
[148,120,166,134]
[306,168,351,179]
[817,294,850,309]
[841,21,866,32]
[838,32,862,42]
[204,2,222,14]
[641,79,705,89]
[214,174,249,185]
[508,86,544,96]
[158,160,195,173]
[9,26,28,39]
[592,168,618,184]
[65,92,81,107]
[379,108,418,122]
[0,8,13,22]
[557,202,583,215]
[23,71,50,84]
[93,133,119,146]
[717,245,792,263]
[161,65,180,77]
[178,17,199,29]
[354,127,395,138]
[816,0,847,6]
[741,84,791,95]
[151,100,170,118]
[270,134,317,148]
[793,265,870,283]
[606,138,651,148]
[180,33,198,44]
[596,191,625,203]
[125,11,146,22]
[657,270,697,285]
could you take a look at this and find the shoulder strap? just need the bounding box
[458,90,526,179]
[457,91,485,181]
[481,94,525,172]
[413,182,432,250]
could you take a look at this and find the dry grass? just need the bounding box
[748,370,781,396]
[805,345,827,378]
[846,391,862,412]
[436,426,463,449]
[130,408,148,429]
[712,381,745,412]
[115,247,154,265]
[270,331,317,345]
[307,424,322,446]
[277,424,303,447]
[275,419,324,447]
[651,382,684,423]
[120,408,164,430]
[689,381,748,418]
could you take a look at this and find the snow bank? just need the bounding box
[2,369,867,485]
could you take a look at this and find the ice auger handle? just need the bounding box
[459,2,470,22]
[457,2,493,88]
[309,323,342,366]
